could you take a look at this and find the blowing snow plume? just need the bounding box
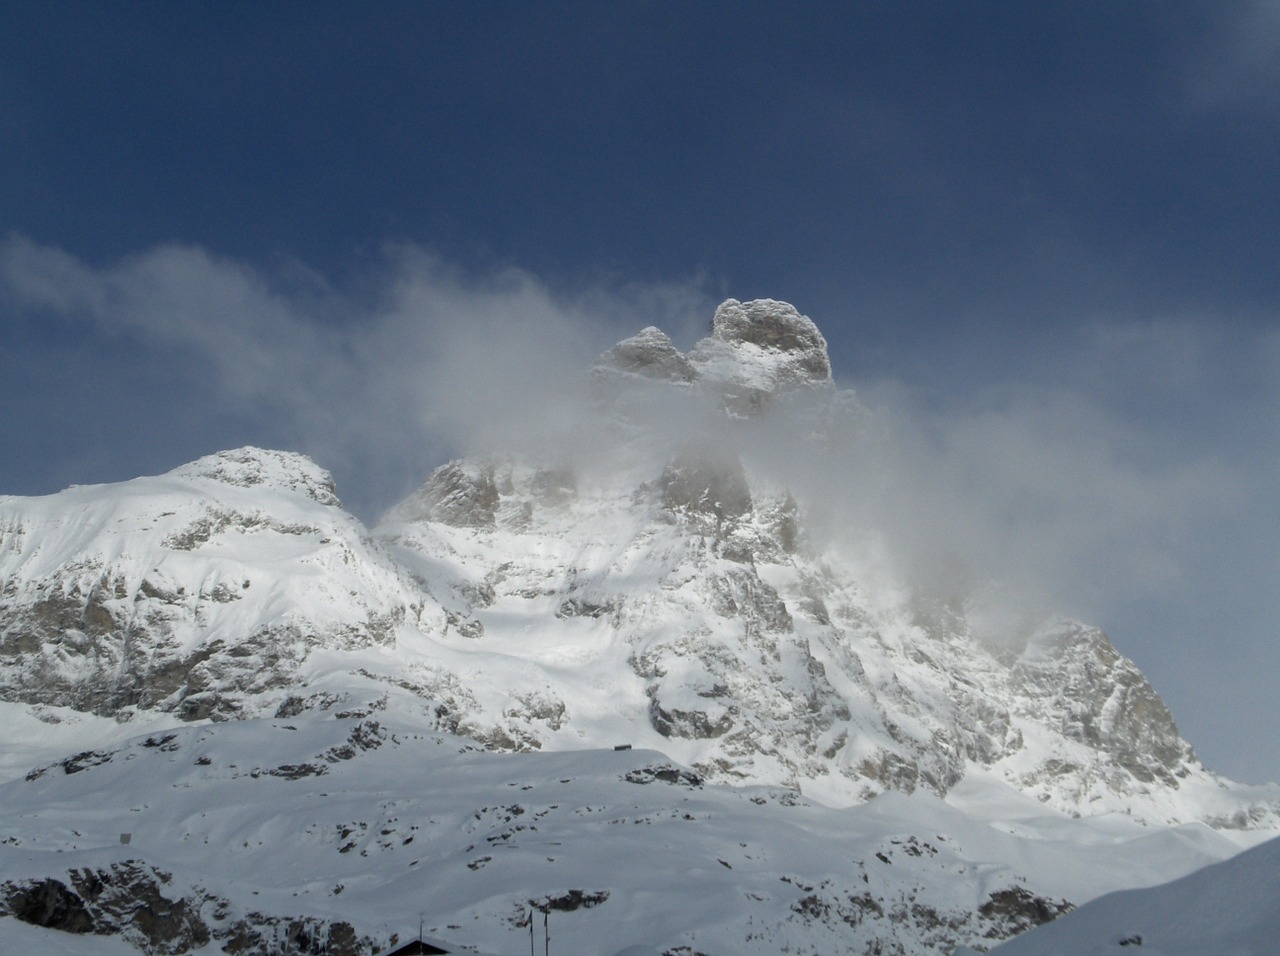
[395,293,1042,652]
[365,294,1269,816]
[1,231,1254,630]
[545,297,1029,635]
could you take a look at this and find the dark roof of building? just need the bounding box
[376,939,450,955]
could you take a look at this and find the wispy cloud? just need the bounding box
[1,233,1270,622]
[0,234,717,516]
[1181,0,1280,113]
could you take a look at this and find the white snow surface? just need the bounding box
[0,915,141,955]
[979,833,1280,955]
[0,710,1259,956]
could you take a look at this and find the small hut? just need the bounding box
[376,938,451,955]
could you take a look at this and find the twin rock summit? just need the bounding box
[0,299,1276,956]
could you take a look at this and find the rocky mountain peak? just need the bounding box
[0,451,417,721]
[690,298,833,396]
[707,298,831,376]
[167,447,341,507]
[593,326,696,383]
[381,460,501,529]
[593,299,833,411]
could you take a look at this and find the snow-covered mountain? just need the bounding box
[0,446,433,722]
[1,298,1277,954]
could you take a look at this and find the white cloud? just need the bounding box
[0,234,717,515]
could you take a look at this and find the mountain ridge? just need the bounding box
[1,298,1277,954]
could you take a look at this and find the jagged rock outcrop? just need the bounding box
[2,862,212,952]
[0,861,374,956]
[1011,621,1195,789]
[381,460,501,529]
[660,452,754,531]
[691,297,833,391]
[594,325,697,383]
[592,298,832,416]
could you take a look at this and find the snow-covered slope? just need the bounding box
[0,708,1256,956]
[0,447,441,721]
[1,298,1278,954]
[978,833,1280,956]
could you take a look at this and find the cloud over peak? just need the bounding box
[4,234,1279,779]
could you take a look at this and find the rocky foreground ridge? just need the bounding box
[1,298,1278,954]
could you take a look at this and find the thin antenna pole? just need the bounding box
[529,907,535,956]
[544,910,550,956]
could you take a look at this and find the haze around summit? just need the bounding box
[2,3,1279,785]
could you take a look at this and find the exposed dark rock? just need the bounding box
[555,596,616,619]
[623,764,704,787]
[691,298,833,389]
[505,693,567,731]
[3,877,95,933]
[710,299,829,364]
[25,749,117,779]
[0,862,210,954]
[978,886,1073,938]
[217,913,370,956]
[661,454,753,528]
[252,762,327,780]
[393,461,500,529]
[2,859,379,956]
[530,889,610,912]
[648,698,735,740]
[324,719,389,762]
[706,569,792,633]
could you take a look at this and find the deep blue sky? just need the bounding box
[3,3,1279,783]
[7,4,1276,322]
